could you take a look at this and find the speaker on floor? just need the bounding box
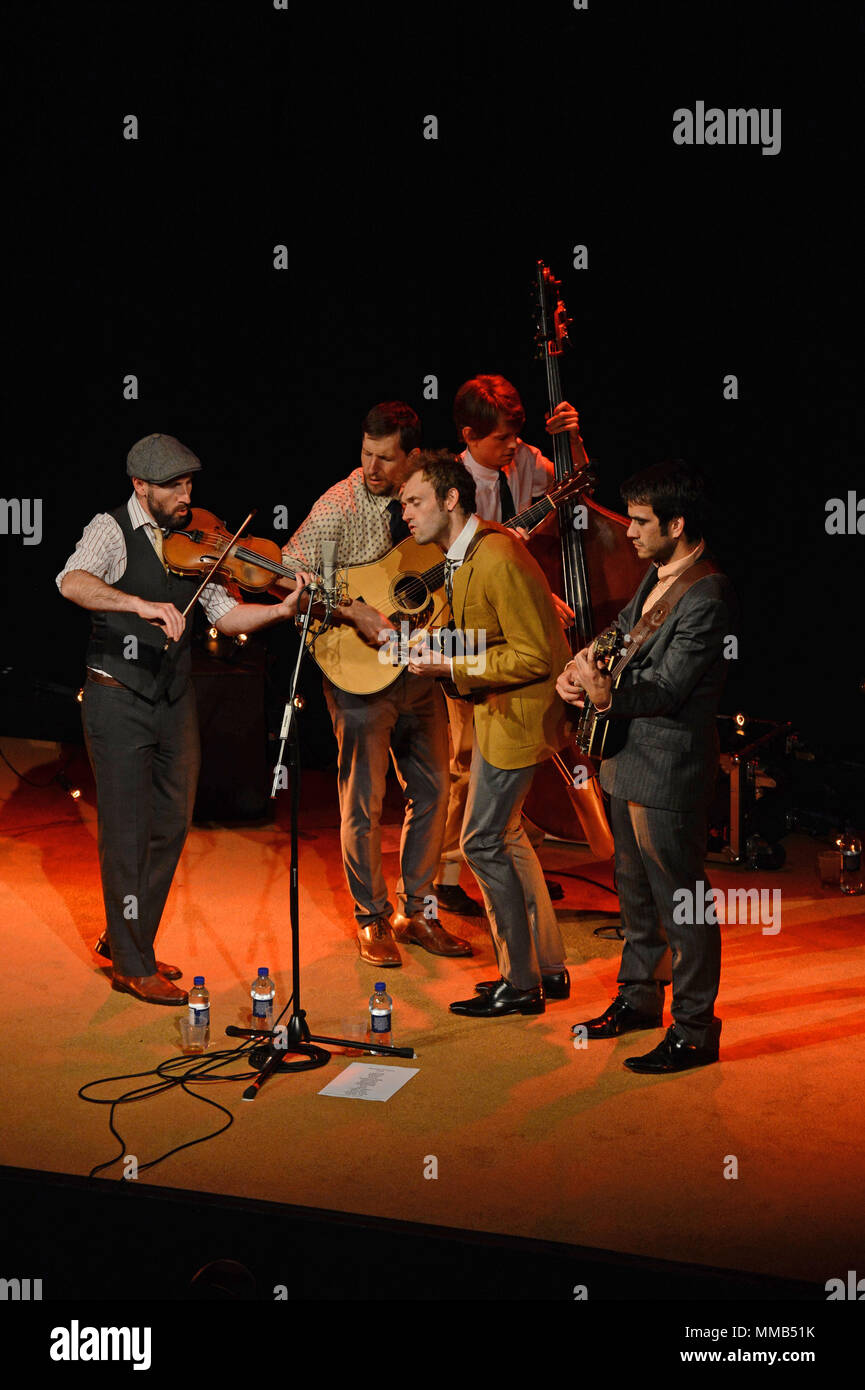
[191,641,271,823]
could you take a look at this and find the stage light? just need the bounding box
[734,712,747,736]
[76,688,84,703]
[236,633,248,645]
[208,627,218,639]
[56,772,81,800]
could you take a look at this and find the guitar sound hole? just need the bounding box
[391,574,429,615]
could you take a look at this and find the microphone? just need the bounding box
[319,540,346,606]
[320,540,337,594]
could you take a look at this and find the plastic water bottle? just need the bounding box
[367,982,392,1051]
[250,967,275,1031]
[188,976,211,1049]
[838,827,863,895]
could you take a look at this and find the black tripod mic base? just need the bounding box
[284,1010,312,1046]
[226,1009,312,1046]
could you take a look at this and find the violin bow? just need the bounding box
[177,509,257,620]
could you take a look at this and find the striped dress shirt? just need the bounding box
[56,493,238,628]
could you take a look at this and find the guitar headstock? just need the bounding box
[548,465,597,506]
[534,260,572,359]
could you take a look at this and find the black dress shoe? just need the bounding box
[432,883,485,917]
[450,978,545,1018]
[571,995,663,1038]
[624,1026,718,1073]
[475,969,570,1000]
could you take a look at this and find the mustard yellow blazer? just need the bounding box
[449,521,571,770]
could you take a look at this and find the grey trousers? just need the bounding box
[610,795,721,1049]
[438,692,475,880]
[460,742,565,990]
[438,692,545,884]
[82,679,200,977]
[323,672,449,926]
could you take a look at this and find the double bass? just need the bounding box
[523,261,646,855]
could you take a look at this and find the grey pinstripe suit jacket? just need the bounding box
[597,562,737,812]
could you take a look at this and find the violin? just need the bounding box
[148,508,322,696]
[162,508,318,593]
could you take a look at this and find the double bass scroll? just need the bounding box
[522,262,645,855]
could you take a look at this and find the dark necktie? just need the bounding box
[386,499,410,545]
[498,470,516,523]
[444,557,457,607]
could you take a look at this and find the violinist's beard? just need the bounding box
[147,496,192,532]
[165,505,192,532]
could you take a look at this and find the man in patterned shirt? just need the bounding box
[282,402,472,968]
[57,433,311,1005]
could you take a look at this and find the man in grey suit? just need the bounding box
[557,460,736,1073]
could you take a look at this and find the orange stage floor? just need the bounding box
[2,737,864,1295]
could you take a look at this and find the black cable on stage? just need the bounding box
[542,868,624,938]
[79,1045,251,1179]
[78,990,312,1178]
[0,742,75,789]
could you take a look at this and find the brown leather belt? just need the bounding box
[86,671,127,690]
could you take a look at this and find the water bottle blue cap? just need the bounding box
[193,976,205,986]
[258,967,268,976]
[375,982,385,991]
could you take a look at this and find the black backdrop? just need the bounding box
[5,0,863,776]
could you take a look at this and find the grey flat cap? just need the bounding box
[126,433,202,483]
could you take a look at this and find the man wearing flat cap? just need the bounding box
[57,434,311,1005]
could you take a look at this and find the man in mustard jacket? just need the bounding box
[403,451,571,1017]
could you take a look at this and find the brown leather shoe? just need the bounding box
[356,918,402,967]
[392,911,473,957]
[112,971,189,1005]
[95,935,182,981]
[154,961,183,981]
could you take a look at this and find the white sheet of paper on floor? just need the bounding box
[318,1062,418,1102]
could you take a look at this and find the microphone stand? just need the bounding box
[229,584,415,1100]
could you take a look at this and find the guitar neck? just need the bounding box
[510,493,555,535]
[411,494,557,600]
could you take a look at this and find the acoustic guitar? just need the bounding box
[306,465,596,694]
